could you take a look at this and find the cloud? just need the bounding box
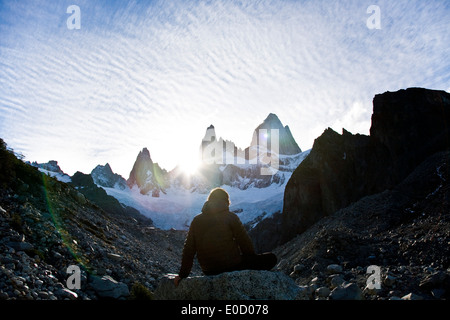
[0,0,449,176]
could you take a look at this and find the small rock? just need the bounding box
[293,264,305,273]
[329,275,345,289]
[330,282,362,300]
[89,275,130,299]
[38,291,50,299]
[310,276,319,285]
[7,241,34,252]
[431,289,445,299]
[383,274,397,287]
[35,279,44,287]
[401,293,424,300]
[75,192,87,205]
[419,271,448,290]
[315,286,331,298]
[326,264,343,274]
[55,288,78,300]
[107,253,122,261]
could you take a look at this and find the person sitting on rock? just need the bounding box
[174,187,277,286]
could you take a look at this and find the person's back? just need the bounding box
[189,198,254,275]
[175,188,277,285]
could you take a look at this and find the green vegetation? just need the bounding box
[129,281,154,300]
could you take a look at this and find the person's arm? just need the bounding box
[176,221,196,282]
[230,213,255,255]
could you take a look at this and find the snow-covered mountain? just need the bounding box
[108,113,308,229]
[30,160,72,183]
[91,163,127,190]
[126,147,169,197]
[33,113,309,230]
[100,149,310,230]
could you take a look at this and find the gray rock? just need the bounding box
[7,241,34,252]
[75,192,87,205]
[55,288,78,300]
[329,275,345,289]
[88,275,130,299]
[401,292,423,300]
[106,253,122,261]
[153,270,302,300]
[293,264,305,273]
[326,264,343,274]
[315,286,331,298]
[431,289,445,299]
[330,282,362,300]
[383,274,397,287]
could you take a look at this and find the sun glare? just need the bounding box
[179,157,201,176]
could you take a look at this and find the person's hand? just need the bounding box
[174,275,181,287]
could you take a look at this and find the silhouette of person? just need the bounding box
[174,187,277,286]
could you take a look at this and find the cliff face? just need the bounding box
[370,88,450,185]
[281,88,450,244]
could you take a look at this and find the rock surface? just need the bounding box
[88,275,130,299]
[281,88,450,244]
[0,140,201,300]
[153,270,302,300]
[275,149,450,300]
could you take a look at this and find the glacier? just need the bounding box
[101,150,310,230]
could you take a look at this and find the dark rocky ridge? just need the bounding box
[70,171,153,226]
[275,149,450,300]
[281,88,450,244]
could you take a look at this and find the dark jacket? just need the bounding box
[178,199,255,278]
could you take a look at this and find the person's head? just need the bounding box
[207,187,230,206]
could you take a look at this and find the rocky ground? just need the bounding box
[0,152,202,300]
[0,140,449,301]
[274,151,450,300]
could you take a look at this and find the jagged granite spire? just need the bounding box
[91,163,127,190]
[249,113,302,156]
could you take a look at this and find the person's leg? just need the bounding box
[239,252,277,271]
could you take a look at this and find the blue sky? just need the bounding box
[1,0,449,177]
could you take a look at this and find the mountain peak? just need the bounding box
[94,163,113,174]
[252,113,302,155]
[258,113,284,130]
[139,148,151,159]
[91,163,127,190]
[264,113,281,123]
[202,124,217,143]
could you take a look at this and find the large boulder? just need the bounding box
[153,270,302,300]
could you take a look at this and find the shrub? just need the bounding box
[129,281,154,300]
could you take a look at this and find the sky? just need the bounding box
[1,0,449,178]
